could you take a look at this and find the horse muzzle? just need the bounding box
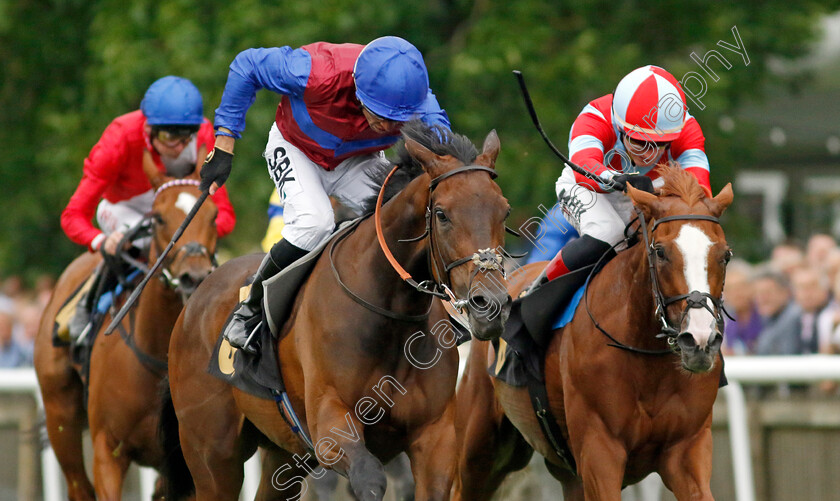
[467,290,512,341]
[676,330,723,373]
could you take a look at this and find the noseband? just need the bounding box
[375,164,505,309]
[586,209,729,355]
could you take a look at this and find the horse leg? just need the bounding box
[175,391,249,501]
[658,429,714,501]
[255,445,314,501]
[452,344,531,501]
[573,425,627,501]
[309,398,385,501]
[404,402,456,501]
[38,366,95,500]
[544,459,584,501]
[91,430,131,500]
[384,453,415,501]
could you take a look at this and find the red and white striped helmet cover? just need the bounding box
[612,65,687,142]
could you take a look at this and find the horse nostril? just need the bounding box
[470,294,490,310]
[707,332,723,352]
[178,271,208,293]
[676,332,697,351]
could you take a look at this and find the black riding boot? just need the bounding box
[223,239,308,354]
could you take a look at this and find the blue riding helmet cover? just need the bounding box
[353,36,429,122]
[141,76,204,126]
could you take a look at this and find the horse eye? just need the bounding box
[435,208,449,223]
[654,246,666,260]
[723,248,733,264]
[152,213,165,225]
[505,207,511,219]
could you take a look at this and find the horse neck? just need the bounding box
[132,269,182,357]
[352,176,433,313]
[595,242,661,349]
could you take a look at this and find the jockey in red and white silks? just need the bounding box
[546,65,712,281]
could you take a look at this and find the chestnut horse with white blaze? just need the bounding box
[35,173,217,500]
[455,165,734,501]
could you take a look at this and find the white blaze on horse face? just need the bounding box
[175,192,198,217]
[674,224,716,347]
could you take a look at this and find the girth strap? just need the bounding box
[527,379,577,473]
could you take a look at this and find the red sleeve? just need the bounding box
[670,117,712,197]
[210,186,236,238]
[60,121,127,250]
[197,120,215,151]
[568,99,616,193]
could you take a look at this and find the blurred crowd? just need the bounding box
[723,234,840,394]
[0,274,54,368]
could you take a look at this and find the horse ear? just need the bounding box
[627,184,661,219]
[475,130,500,169]
[705,183,734,217]
[405,139,446,177]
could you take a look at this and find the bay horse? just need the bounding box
[454,165,734,500]
[34,172,218,500]
[163,123,511,501]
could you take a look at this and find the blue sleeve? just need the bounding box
[213,47,312,138]
[419,89,450,130]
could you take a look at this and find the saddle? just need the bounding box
[491,265,593,386]
[208,218,365,400]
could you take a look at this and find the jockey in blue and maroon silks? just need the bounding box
[199,36,451,353]
[546,65,713,282]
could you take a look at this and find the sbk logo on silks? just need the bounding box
[268,146,295,191]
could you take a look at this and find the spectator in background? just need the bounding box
[34,273,55,311]
[790,266,834,355]
[806,233,836,268]
[261,190,285,253]
[769,241,805,277]
[824,248,840,292]
[2,275,25,309]
[754,269,801,355]
[722,259,762,355]
[16,302,40,365]
[0,299,28,368]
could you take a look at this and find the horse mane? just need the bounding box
[656,162,708,206]
[358,120,479,215]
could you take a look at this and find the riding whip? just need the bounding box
[513,70,622,191]
[104,189,210,335]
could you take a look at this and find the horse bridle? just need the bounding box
[586,208,730,355]
[111,180,216,292]
[374,163,506,311]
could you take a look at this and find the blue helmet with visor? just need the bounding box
[353,37,429,122]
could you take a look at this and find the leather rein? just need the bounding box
[330,163,505,322]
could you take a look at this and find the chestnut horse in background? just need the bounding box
[34,173,218,500]
[163,123,512,501]
[455,166,734,500]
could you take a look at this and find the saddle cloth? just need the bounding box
[489,266,592,386]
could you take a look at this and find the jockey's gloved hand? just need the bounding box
[612,174,654,194]
[199,147,234,192]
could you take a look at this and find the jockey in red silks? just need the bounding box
[61,76,236,255]
[199,36,451,353]
[545,65,712,282]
